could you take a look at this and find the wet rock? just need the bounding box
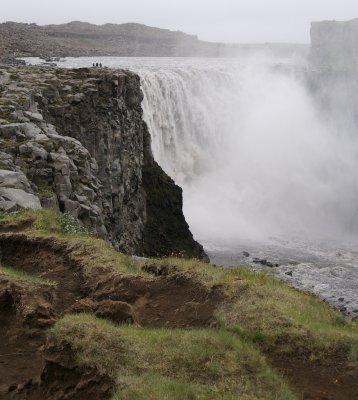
[285,271,293,277]
[253,258,274,267]
[288,261,299,266]
[242,251,250,257]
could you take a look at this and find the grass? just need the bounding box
[145,257,358,360]
[50,314,296,400]
[0,208,144,276]
[1,208,358,399]
[0,138,23,150]
[1,209,357,361]
[0,263,57,286]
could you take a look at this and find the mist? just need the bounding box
[24,53,358,244]
[136,57,358,243]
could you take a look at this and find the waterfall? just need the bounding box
[26,56,358,243]
[137,58,358,242]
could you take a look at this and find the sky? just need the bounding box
[1,0,358,43]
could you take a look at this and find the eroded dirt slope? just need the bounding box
[0,226,220,399]
[0,220,357,399]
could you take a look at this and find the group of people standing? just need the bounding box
[92,62,103,68]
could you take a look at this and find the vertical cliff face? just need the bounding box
[310,19,358,69]
[308,19,358,139]
[0,65,206,259]
[35,68,147,254]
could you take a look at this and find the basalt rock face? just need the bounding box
[310,19,358,69]
[0,65,206,258]
[308,19,358,139]
[140,160,208,260]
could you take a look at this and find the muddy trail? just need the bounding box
[0,230,357,399]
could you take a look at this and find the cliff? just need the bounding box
[0,65,206,259]
[310,19,358,69]
[308,19,358,144]
[0,21,308,63]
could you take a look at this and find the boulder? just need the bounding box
[19,142,48,161]
[0,152,15,170]
[0,188,41,210]
[0,170,32,191]
[24,111,44,122]
[0,122,41,139]
[67,92,85,104]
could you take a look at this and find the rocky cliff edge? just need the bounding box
[310,19,358,69]
[0,65,206,259]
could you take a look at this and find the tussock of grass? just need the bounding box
[0,209,143,276]
[51,314,296,400]
[62,236,143,277]
[0,208,89,236]
[0,263,57,286]
[0,209,29,220]
[148,258,358,360]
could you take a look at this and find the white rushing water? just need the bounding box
[23,56,358,317]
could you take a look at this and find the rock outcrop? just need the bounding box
[0,65,206,259]
[308,18,358,145]
[310,19,358,69]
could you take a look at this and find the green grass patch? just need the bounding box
[0,208,89,237]
[0,263,57,286]
[51,314,296,400]
[0,208,143,276]
[0,209,28,220]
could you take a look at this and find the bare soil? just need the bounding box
[274,358,358,400]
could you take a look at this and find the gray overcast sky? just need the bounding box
[2,0,358,43]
